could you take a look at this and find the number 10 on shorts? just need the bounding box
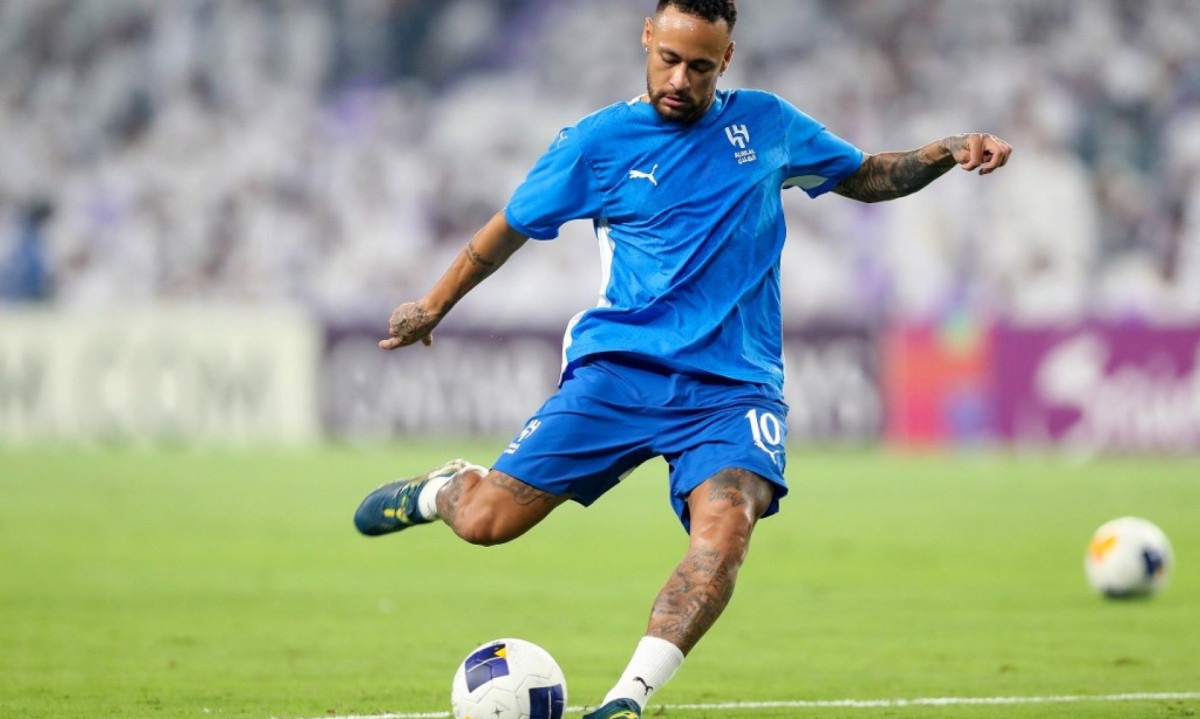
[745,408,784,465]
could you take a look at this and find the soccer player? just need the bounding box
[355,1,1012,717]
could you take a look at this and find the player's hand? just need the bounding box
[951,133,1013,175]
[379,301,439,350]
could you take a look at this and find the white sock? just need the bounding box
[416,464,485,520]
[602,636,685,710]
[416,475,450,520]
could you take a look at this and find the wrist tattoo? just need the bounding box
[942,133,971,157]
[465,240,499,278]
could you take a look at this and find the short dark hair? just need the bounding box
[655,0,737,31]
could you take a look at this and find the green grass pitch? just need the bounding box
[2,443,1198,719]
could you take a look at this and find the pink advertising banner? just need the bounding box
[993,323,1200,451]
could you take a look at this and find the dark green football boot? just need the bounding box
[582,698,641,719]
[353,458,471,536]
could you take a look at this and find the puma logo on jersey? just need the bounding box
[628,164,659,186]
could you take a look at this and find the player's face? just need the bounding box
[643,7,734,124]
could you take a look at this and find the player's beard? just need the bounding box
[646,75,710,125]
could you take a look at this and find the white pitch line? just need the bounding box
[283,691,1200,719]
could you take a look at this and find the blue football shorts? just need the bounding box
[491,354,789,531]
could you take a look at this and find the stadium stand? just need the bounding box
[1,0,1199,326]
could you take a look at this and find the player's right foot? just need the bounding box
[353,458,470,536]
[581,698,641,719]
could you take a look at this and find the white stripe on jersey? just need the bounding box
[559,220,617,379]
[594,219,616,309]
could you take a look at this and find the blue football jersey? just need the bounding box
[504,89,864,393]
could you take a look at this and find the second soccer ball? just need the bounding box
[1085,516,1173,599]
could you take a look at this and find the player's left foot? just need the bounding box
[353,458,470,536]
[581,698,641,719]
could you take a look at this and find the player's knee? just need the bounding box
[693,469,775,517]
[688,491,763,563]
[449,497,526,546]
[689,471,774,544]
[451,514,518,546]
[447,469,561,546]
[692,512,754,554]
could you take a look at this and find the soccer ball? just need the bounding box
[451,638,567,719]
[1084,517,1174,598]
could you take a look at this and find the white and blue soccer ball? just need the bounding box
[451,638,567,719]
[1085,517,1174,599]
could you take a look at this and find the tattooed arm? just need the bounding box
[380,211,528,350]
[833,133,1013,203]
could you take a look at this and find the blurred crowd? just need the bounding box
[2,0,1199,327]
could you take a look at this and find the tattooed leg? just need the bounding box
[647,468,775,654]
[436,469,569,546]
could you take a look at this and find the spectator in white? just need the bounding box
[983,85,1098,323]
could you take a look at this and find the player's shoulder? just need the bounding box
[577,97,645,134]
[552,98,641,153]
[722,88,787,113]
[728,88,825,134]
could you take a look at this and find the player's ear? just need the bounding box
[642,17,653,51]
[722,41,735,72]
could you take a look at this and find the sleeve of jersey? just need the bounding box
[778,99,865,199]
[504,127,603,240]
